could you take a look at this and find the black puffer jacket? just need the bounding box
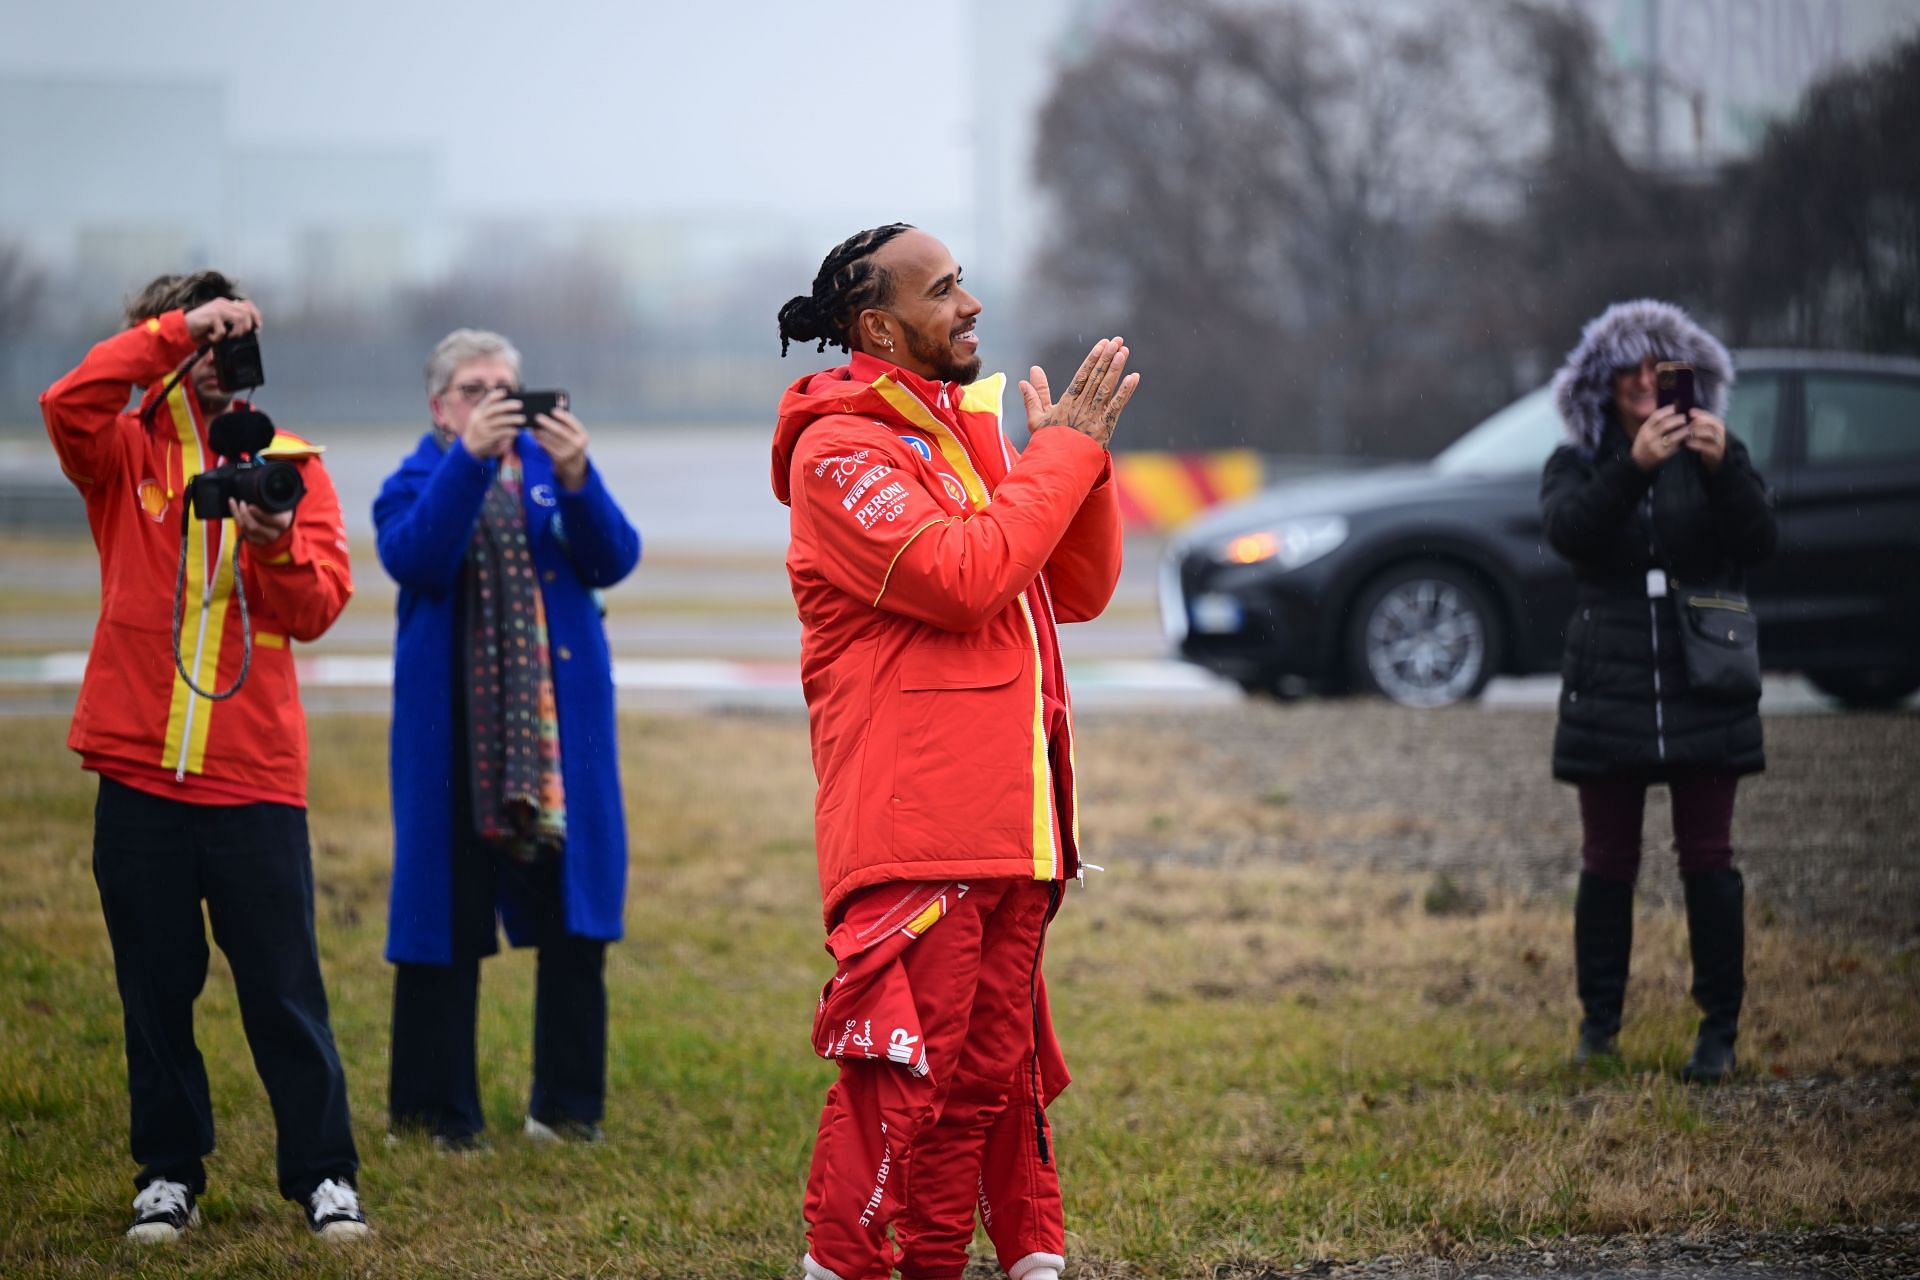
[1541,427,1776,781]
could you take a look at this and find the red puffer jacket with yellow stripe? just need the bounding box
[40,309,352,807]
[771,352,1122,925]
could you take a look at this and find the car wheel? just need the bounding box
[1804,667,1920,709]
[1346,561,1502,707]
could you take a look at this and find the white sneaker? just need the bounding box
[524,1115,603,1144]
[305,1177,370,1242]
[127,1179,199,1243]
[1008,1251,1066,1280]
[802,1254,849,1280]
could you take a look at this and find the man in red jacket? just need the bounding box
[772,224,1139,1280]
[40,272,368,1244]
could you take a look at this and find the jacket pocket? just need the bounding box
[899,646,1027,691]
[892,647,1035,857]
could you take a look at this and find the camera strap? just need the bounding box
[170,496,253,701]
[140,345,214,427]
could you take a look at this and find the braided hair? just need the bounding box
[777,223,914,357]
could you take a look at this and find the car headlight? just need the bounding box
[1217,516,1348,571]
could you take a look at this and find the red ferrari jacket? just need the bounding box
[40,310,353,807]
[771,353,1123,923]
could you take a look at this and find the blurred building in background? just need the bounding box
[1573,0,1919,169]
[1,0,1915,432]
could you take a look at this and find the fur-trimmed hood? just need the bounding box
[1551,299,1733,454]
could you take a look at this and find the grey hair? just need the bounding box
[1550,299,1733,456]
[424,328,523,398]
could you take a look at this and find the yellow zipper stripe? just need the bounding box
[1015,593,1056,878]
[871,374,1054,877]
[158,386,234,775]
[1036,576,1083,854]
[871,377,990,510]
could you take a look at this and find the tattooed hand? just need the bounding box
[1019,336,1140,448]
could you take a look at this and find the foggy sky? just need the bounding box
[1,0,974,218]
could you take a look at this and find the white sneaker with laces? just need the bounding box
[127,1178,200,1243]
[305,1177,370,1241]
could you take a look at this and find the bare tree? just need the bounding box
[1728,34,1920,352]
[1030,0,1534,454]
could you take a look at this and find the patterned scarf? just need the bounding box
[460,447,567,861]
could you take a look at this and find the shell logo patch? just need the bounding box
[137,479,168,522]
[938,473,968,506]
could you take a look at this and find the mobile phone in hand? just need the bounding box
[1655,362,1695,418]
[515,389,569,423]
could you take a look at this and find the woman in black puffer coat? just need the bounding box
[1540,299,1776,1083]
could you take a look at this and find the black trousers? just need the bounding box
[387,842,607,1140]
[90,777,359,1202]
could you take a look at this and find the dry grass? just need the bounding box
[0,711,1915,1279]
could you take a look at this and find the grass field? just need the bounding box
[1,710,1916,1279]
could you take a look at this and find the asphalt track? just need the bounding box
[1,426,1908,714]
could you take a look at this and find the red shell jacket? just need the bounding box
[40,310,353,807]
[771,353,1123,923]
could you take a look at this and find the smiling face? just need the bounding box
[1611,357,1658,435]
[857,229,983,384]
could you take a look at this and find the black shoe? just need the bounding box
[1573,872,1635,1065]
[1572,1028,1621,1067]
[386,1120,488,1153]
[127,1179,200,1243]
[305,1178,370,1242]
[1680,868,1745,1085]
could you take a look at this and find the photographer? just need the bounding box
[375,330,639,1149]
[38,272,369,1241]
[1541,299,1776,1084]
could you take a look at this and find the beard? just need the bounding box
[191,359,234,417]
[902,322,982,384]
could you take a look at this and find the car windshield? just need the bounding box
[1430,387,1562,475]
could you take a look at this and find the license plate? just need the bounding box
[1190,593,1245,633]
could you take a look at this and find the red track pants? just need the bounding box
[803,877,1066,1280]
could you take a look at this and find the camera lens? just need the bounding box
[253,461,306,513]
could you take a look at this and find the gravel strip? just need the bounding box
[1082,704,1920,942]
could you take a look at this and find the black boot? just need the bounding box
[1680,868,1745,1084]
[1573,872,1635,1065]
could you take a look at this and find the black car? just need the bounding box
[1161,351,1920,707]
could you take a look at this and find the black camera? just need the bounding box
[187,408,305,520]
[211,330,265,392]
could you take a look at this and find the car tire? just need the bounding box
[1804,667,1920,709]
[1345,561,1503,708]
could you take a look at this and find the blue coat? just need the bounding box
[374,430,641,965]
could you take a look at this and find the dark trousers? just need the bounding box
[388,846,606,1140]
[1577,772,1740,885]
[90,777,359,1202]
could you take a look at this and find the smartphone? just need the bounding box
[1655,362,1695,419]
[513,389,569,423]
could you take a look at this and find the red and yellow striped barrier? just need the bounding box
[1111,450,1263,532]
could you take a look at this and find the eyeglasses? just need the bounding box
[449,381,519,401]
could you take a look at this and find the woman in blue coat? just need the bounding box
[374,329,639,1146]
